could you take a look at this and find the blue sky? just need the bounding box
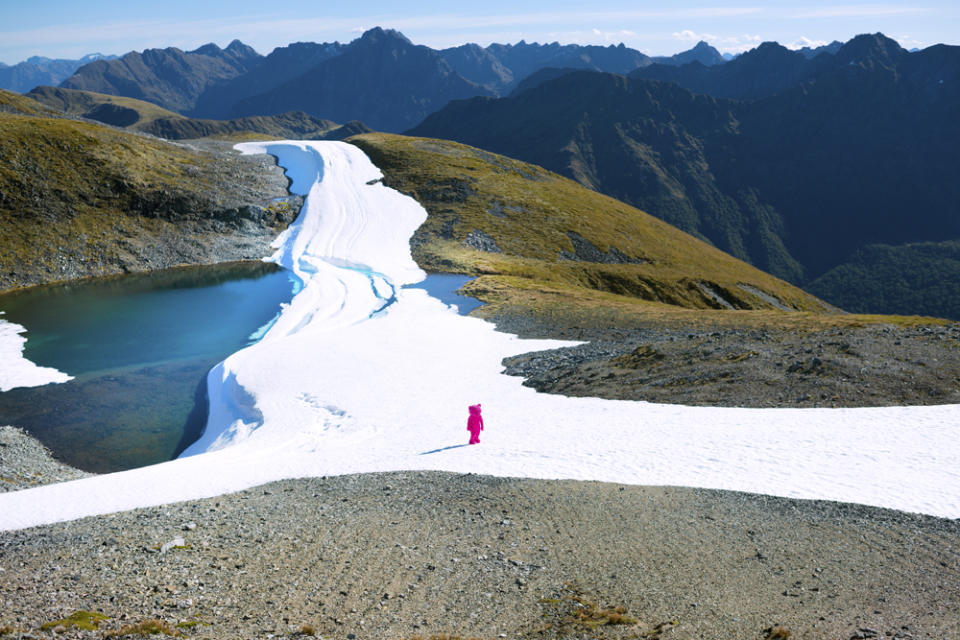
[1,0,957,64]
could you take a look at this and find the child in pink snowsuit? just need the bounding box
[467,404,484,444]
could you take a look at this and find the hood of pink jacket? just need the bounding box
[468,404,482,416]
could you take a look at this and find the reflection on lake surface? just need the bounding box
[0,262,298,473]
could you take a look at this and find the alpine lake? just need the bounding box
[0,266,477,473]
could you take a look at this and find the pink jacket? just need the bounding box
[467,404,484,432]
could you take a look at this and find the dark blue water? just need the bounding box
[407,273,482,315]
[0,262,298,473]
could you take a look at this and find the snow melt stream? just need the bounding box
[1,141,958,531]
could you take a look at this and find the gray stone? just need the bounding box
[464,229,502,253]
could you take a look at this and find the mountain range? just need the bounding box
[49,28,724,132]
[0,53,116,93]
[9,28,960,318]
[59,40,262,114]
[1,87,828,322]
[410,33,960,318]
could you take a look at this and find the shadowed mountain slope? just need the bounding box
[25,86,371,141]
[651,41,725,67]
[629,33,909,101]
[52,29,728,130]
[348,132,832,318]
[409,35,960,317]
[26,86,185,126]
[230,28,491,132]
[409,72,805,281]
[191,41,344,119]
[60,40,262,113]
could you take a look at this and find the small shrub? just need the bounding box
[765,626,792,639]
[537,583,639,633]
[297,624,316,636]
[41,610,109,631]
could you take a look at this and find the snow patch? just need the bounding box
[0,314,72,392]
[1,141,958,532]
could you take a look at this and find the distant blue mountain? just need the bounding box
[0,53,116,92]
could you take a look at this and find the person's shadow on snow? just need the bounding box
[419,444,470,455]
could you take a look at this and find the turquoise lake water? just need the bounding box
[0,267,479,474]
[0,262,298,473]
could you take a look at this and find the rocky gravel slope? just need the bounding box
[494,315,960,408]
[1,471,958,640]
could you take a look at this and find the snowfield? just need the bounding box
[0,313,72,392]
[1,141,958,531]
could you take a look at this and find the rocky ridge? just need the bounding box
[494,316,960,407]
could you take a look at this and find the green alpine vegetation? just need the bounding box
[0,94,295,291]
[25,86,185,127]
[347,133,867,326]
[0,88,941,329]
[25,86,371,141]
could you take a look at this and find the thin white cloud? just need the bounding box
[672,30,762,53]
[894,34,927,50]
[672,29,719,43]
[787,5,931,19]
[787,36,829,50]
[714,35,765,54]
[537,28,640,45]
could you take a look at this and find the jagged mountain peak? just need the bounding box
[730,41,807,69]
[225,39,260,57]
[356,27,412,47]
[652,40,725,66]
[191,42,222,56]
[750,41,794,56]
[835,32,906,67]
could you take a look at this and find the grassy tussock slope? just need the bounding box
[24,86,184,127]
[349,133,838,322]
[24,87,372,142]
[0,90,58,116]
[0,112,292,290]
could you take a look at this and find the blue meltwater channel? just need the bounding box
[0,266,480,473]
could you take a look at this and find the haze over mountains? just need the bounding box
[0,53,116,93]
[8,27,960,318]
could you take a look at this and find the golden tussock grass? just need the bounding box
[348,133,948,330]
[40,610,110,631]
